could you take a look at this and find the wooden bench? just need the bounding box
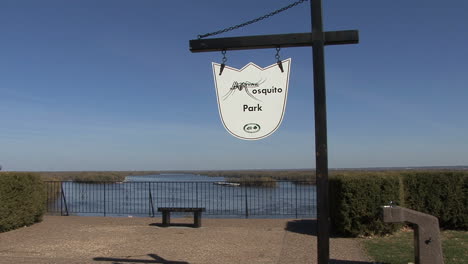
[157,207,206,228]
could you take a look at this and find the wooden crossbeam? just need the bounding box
[190,30,358,52]
[189,2,359,263]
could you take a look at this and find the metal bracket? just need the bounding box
[219,50,227,75]
[275,47,284,73]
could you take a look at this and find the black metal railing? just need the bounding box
[44,181,316,218]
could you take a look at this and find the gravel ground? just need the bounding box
[0,216,373,264]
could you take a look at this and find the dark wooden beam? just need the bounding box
[311,0,330,263]
[189,30,358,52]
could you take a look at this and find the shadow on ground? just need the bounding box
[330,260,377,264]
[285,219,317,236]
[286,219,364,239]
[286,220,377,264]
[94,253,189,264]
[149,223,198,228]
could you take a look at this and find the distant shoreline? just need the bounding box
[14,166,466,184]
[34,171,161,182]
[4,165,467,174]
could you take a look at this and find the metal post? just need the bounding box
[103,183,106,217]
[60,182,63,216]
[148,183,151,216]
[311,0,330,263]
[196,182,199,208]
[60,182,69,216]
[295,183,298,219]
[149,183,155,217]
[244,187,249,218]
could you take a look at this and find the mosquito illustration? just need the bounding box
[222,79,266,101]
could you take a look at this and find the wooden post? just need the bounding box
[311,0,330,263]
[189,1,359,262]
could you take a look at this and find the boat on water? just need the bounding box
[213,181,241,187]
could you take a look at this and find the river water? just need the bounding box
[50,173,316,218]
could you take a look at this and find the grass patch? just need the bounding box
[443,231,468,264]
[362,229,468,264]
[226,176,277,188]
[195,170,316,184]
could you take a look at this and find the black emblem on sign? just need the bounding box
[243,123,261,133]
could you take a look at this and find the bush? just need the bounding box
[0,172,46,232]
[329,171,468,237]
[402,171,468,230]
[329,173,402,237]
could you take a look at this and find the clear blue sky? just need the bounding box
[1,0,467,171]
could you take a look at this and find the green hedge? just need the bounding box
[329,173,402,237]
[0,172,47,232]
[329,171,468,237]
[402,171,468,230]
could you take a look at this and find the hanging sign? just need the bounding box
[212,59,291,140]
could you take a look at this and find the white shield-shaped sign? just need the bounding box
[212,58,291,140]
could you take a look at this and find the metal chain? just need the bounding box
[198,0,308,39]
[275,47,281,62]
[221,50,227,64]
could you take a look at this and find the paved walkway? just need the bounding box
[0,216,373,264]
